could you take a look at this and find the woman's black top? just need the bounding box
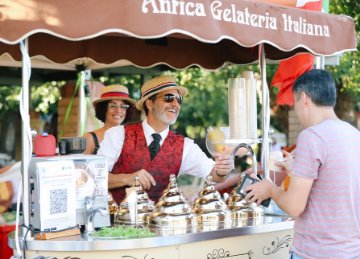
[89,132,100,154]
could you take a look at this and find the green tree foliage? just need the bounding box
[171,65,261,139]
[329,1,360,97]
[0,86,20,118]
[0,81,64,119]
[31,81,64,114]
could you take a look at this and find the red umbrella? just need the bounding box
[270,0,323,106]
[272,53,314,105]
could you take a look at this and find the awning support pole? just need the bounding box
[259,44,270,180]
[78,71,86,136]
[20,38,31,239]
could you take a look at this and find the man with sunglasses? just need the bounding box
[98,75,233,204]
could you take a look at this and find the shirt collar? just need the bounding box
[142,118,169,145]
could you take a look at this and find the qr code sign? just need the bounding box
[50,188,68,215]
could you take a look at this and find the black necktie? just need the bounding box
[149,133,161,160]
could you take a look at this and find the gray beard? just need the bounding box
[153,109,177,125]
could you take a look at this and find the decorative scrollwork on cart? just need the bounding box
[121,255,154,259]
[207,248,254,258]
[33,256,81,259]
[263,234,293,255]
[33,255,154,259]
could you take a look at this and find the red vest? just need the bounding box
[111,122,184,203]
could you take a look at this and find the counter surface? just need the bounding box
[10,215,293,251]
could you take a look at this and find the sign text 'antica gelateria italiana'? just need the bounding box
[142,0,330,37]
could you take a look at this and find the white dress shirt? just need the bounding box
[98,119,215,178]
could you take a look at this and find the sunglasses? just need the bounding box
[162,93,183,105]
[108,103,130,110]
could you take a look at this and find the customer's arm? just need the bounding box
[269,175,313,217]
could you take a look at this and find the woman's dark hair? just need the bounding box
[94,100,108,123]
[293,69,336,107]
[94,100,135,124]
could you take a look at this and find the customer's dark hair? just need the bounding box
[293,69,336,107]
[95,100,134,123]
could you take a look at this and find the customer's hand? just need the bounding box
[276,150,294,174]
[244,179,274,206]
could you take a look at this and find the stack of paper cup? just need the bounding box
[228,78,247,139]
[242,71,258,139]
[228,72,258,140]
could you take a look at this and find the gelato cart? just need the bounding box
[10,217,294,259]
[10,174,294,259]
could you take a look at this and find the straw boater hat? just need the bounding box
[93,84,136,106]
[136,75,188,110]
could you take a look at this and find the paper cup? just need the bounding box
[268,151,283,172]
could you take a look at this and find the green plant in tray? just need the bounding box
[91,226,155,239]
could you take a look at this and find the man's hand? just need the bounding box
[211,154,233,181]
[131,169,156,190]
